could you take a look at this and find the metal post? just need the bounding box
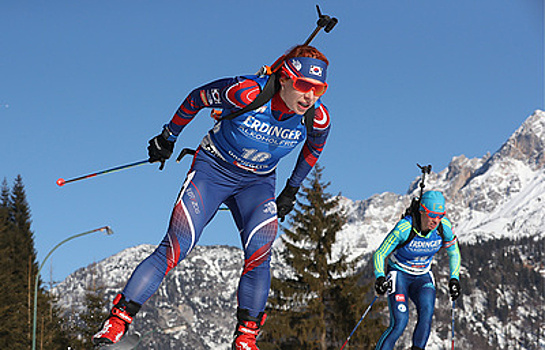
[32,226,114,350]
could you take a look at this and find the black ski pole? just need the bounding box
[451,300,456,350]
[56,159,150,187]
[339,295,378,350]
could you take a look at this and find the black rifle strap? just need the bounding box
[219,72,281,121]
[396,216,445,250]
[303,105,315,134]
[219,71,316,134]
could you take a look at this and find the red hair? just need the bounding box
[284,45,329,65]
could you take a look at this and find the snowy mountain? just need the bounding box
[336,109,545,262]
[57,244,244,349]
[53,110,545,350]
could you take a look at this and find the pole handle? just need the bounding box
[176,148,197,163]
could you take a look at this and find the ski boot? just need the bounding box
[232,308,267,350]
[410,346,424,350]
[92,293,141,346]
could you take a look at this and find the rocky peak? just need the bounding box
[496,110,545,169]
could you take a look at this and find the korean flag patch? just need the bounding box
[309,65,323,77]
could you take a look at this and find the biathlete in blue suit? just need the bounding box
[373,191,462,350]
[93,45,331,350]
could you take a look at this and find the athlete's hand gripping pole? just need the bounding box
[56,159,150,187]
[148,128,175,170]
[374,276,391,295]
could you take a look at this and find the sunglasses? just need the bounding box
[420,203,445,219]
[281,67,328,96]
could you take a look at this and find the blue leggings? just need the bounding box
[122,149,278,317]
[375,270,436,350]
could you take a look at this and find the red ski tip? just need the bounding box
[56,178,65,187]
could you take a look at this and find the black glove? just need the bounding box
[276,181,299,222]
[375,276,389,295]
[147,128,175,170]
[448,278,461,301]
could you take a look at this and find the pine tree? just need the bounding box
[11,175,38,345]
[1,178,9,207]
[0,179,14,347]
[261,165,383,350]
[0,176,72,349]
[0,177,32,349]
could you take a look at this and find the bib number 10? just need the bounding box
[241,148,271,163]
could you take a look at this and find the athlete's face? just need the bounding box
[420,211,442,231]
[279,76,321,115]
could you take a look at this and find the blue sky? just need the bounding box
[2,0,543,283]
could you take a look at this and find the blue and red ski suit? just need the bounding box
[121,74,330,317]
[373,215,461,349]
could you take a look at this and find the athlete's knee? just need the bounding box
[163,203,198,258]
[247,217,277,245]
[148,240,181,275]
[390,318,408,338]
[391,303,409,333]
[242,245,273,277]
[417,294,435,321]
[168,198,194,235]
[239,211,276,274]
[418,303,434,321]
[152,227,193,274]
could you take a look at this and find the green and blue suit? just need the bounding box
[373,215,461,350]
